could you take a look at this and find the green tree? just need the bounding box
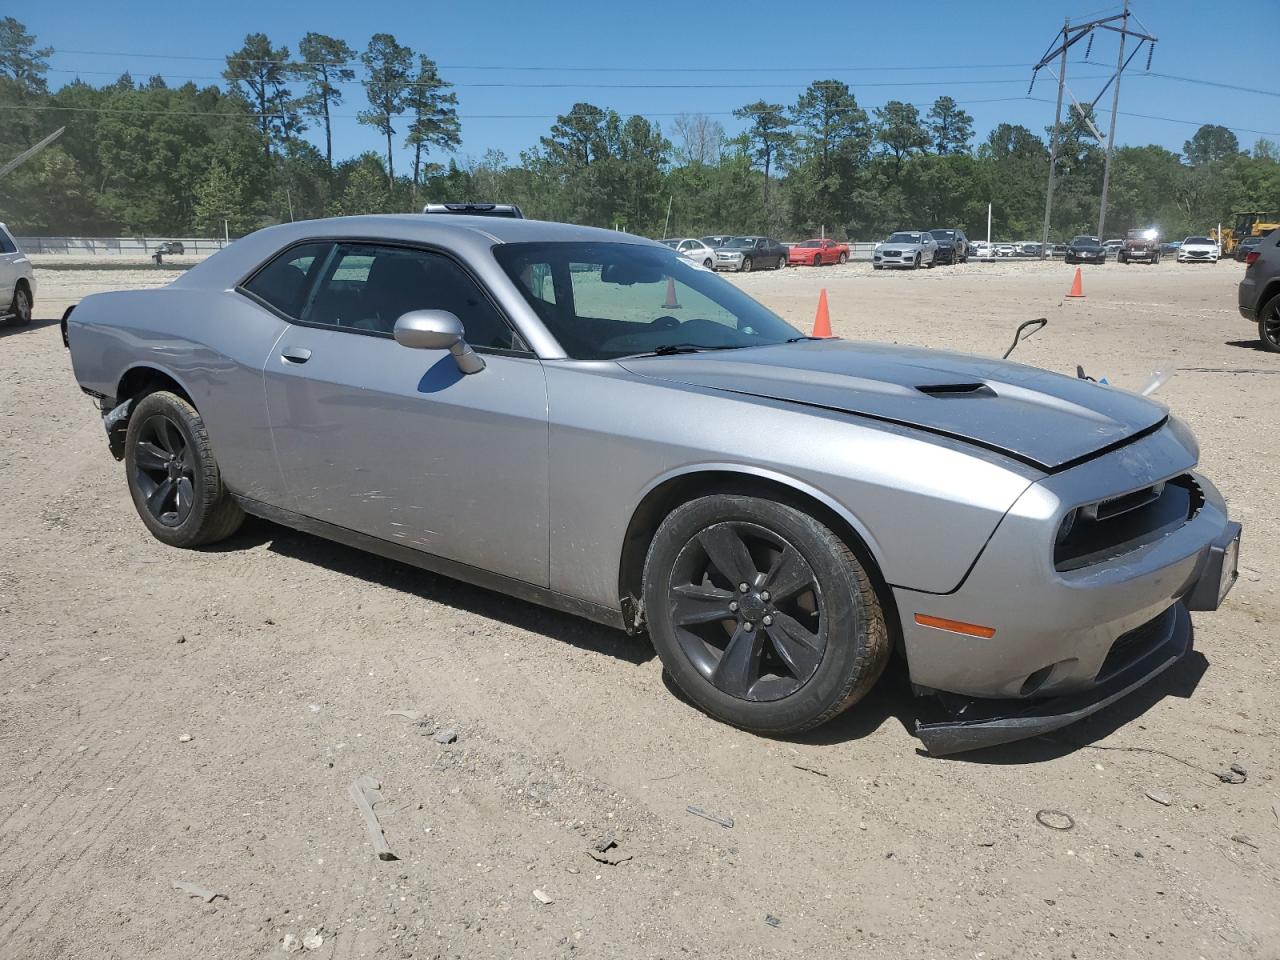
[789,80,871,233]
[223,33,298,159]
[927,96,974,155]
[295,33,356,168]
[358,34,414,185]
[0,16,50,92]
[193,162,247,236]
[404,54,460,197]
[331,152,394,215]
[874,100,929,173]
[541,102,609,168]
[1183,124,1241,166]
[732,100,792,209]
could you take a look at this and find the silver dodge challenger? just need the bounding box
[65,215,1241,754]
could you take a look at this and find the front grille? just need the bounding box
[1096,607,1175,681]
[1055,474,1201,572]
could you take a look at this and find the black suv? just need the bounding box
[928,229,969,265]
[1238,231,1280,352]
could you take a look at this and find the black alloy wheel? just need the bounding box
[666,520,826,702]
[132,413,196,527]
[1260,293,1280,353]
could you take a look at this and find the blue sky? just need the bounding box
[24,0,1280,173]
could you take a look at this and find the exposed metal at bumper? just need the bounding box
[915,604,1192,756]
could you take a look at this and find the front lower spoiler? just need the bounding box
[915,604,1192,757]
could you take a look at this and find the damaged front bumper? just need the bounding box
[916,518,1240,756]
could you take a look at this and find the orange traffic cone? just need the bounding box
[1066,267,1085,299]
[812,288,833,338]
[662,277,681,309]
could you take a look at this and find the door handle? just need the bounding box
[281,346,312,364]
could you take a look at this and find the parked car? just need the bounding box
[423,202,524,218]
[713,236,788,272]
[156,241,186,256]
[1118,228,1162,265]
[1103,239,1124,256]
[970,241,996,261]
[63,214,1241,754]
[788,239,849,267]
[1020,242,1044,259]
[1178,236,1220,263]
[1234,233,1270,263]
[1237,229,1280,351]
[1163,240,1183,254]
[873,231,939,270]
[669,238,718,269]
[1049,243,1068,259]
[928,229,969,265]
[0,222,35,326]
[1065,236,1106,265]
[700,235,734,250]
[994,243,1016,258]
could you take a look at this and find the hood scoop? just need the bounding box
[916,382,995,398]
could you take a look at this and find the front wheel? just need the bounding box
[703,258,713,269]
[778,256,787,270]
[1259,293,1280,353]
[124,391,245,548]
[643,495,889,735]
[740,257,753,273]
[7,285,31,326]
[913,254,922,269]
[838,252,848,264]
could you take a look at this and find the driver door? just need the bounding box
[260,241,550,586]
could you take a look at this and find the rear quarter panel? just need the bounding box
[69,288,291,502]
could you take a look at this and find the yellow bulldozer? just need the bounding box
[1214,212,1280,256]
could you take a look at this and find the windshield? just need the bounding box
[887,232,921,243]
[796,240,820,248]
[659,239,679,248]
[929,230,954,240]
[494,241,802,361]
[1070,237,1099,245]
[725,237,757,249]
[1185,236,1213,244]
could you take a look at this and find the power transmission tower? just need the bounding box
[1030,4,1157,251]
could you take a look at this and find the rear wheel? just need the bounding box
[124,391,244,548]
[1259,293,1280,353]
[838,252,848,264]
[8,284,31,326]
[703,258,713,269]
[643,495,889,735]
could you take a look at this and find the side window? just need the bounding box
[302,243,523,351]
[241,242,332,320]
[678,240,695,252]
[0,230,17,254]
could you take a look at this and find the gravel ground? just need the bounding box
[1,254,1276,959]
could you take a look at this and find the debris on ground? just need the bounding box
[385,709,424,722]
[178,734,193,743]
[1035,809,1075,831]
[792,764,828,777]
[349,775,398,861]
[432,728,458,745]
[281,933,300,952]
[302,927,325,950]
[171,879,222,903]
[532,889,553,905]
[1219,763,1248,785]
[587,836,633,866]
[765,915,782,928]
[687,805,734,828]
[1231,835,1259,851]
[1145,791,1173,807]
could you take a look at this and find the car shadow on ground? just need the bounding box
[1224,338,1270,352]
[0,317,60,339]
[214,516,655,666]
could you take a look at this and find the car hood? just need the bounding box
[877,242,923,252]
[619,340,1167,471]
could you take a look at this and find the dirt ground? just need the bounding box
[1,254,1276,959]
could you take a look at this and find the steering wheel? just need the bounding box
[650,315,680,330]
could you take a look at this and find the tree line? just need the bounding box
[1,16,1277,242]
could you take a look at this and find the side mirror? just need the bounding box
[393,310,485,375]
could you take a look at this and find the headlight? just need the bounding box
[1056,508,1078,545]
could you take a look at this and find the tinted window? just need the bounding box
[242,242,333,320]
[1185,237,1212,244]
[0,229,18,254]
[302,243,522,351]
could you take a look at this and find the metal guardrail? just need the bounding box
[17,237,229,255]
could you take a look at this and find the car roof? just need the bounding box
[172,214,653,290]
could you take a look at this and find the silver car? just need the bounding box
[0,222,36,326]
[873,230,940,270]
[65,215,1241,754]
[670,237,717,269]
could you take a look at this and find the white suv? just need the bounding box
[0,223,35,326]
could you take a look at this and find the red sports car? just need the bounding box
[788,238,849,266]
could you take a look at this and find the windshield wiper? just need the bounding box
[622,343,741,358]
[784,335,822,343]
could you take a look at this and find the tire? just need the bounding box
[812,256,822,267]
[8,283,32,326]
[124,390,244,548]
[643,495,890,735]
[913,253,921,270]
[1259,293,1280,353]
[778,256,787,270]
[703,258,713,269]
[838,252,848,264]
[740,257,753,273]
[873,264,883,270]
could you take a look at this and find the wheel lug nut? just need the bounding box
[729,601,738,612]
[760,591,770,601]
[763,615,773,626]
[743,622,754,632]
[738,582,749,593]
